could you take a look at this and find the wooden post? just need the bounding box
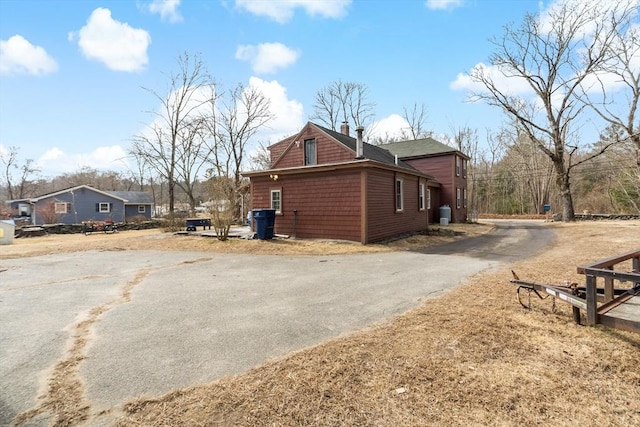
[586,275,598,326]
[571,287,581,325]
[604,267,614,302]
[572,306,581,325]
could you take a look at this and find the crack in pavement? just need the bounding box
[10,269,151,427]
[2,275,106,292]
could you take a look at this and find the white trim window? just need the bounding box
[270,189,282,214]
[54,202,68,214]
[99,202,111,213]
[463,188,468,208]
[419,183,426,211]
[304,138,316,166]
[427,188,431,210]
[456,188,461,209]
[395,178,404,212]
[138,205,146,213]
[456,156,461,176]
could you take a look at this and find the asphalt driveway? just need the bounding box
[0,220,554,425]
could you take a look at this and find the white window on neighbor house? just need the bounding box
[18,203,31,216]
[462,159,467,178]
[304,138,316,166]
[464,188,468,208]
[270,189,282,214]
[427,188,431,210]
[54,202,68,214]
[138,205,146,213]
[456,156,461,176]
[456,188,461,209]
[419,183,426,211]
[395,178,404,212]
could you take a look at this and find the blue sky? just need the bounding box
[0,0,606,178]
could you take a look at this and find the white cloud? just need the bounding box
[0,35,58,76]
[450,62,534,96]
[425,0,463,11]
[148,0,183,23]
[70,8,151,72]
[247,76,304,142]
[367,114,411,141]
[36,145,130,176]
[235,43,300,74]
[235,0,351,23]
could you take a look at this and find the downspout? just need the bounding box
[292,209,297,238]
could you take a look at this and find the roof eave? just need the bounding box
[243,159,437,181]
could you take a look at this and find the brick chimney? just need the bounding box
[340,121,350,136]
[356,126,364,159]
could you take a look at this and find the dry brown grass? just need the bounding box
[4,221,639,426]
[107,220,640,427]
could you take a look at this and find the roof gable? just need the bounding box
[311,123,417,170]
[31,185,127,202]
[7,185,153,204]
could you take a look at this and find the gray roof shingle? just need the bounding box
[313,123,417,170]
[379,138,464,158]
[106,191,154,204]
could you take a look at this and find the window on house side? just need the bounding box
[271,189,282,214]
[138,205,146,213]
[456,156,461,176]
[99,202,110,213]
[427,188,431,210]
[304,139,316,166]
[54,202,68,214]
[419,183,425,211]
[463,188,468,208]
[395,178,403,212]
[456,188,461,209]
[463,159,467,178]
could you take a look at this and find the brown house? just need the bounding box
[243,122,440,244]
[380,138,470,223]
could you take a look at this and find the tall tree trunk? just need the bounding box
[555,163,575,221]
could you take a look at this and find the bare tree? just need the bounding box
[130,52,214,214]
[311,80,375,130]
[248,141,272,171]
[203,83,273,221]
[586,18,640,169]
[469,0,637,221]
[173,117,213,211]
[497,123,555,214]
[1,146,40,200]
[402,102,432,140]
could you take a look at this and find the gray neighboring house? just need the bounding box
[6,185,154,225]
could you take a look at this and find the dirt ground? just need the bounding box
[0,222,491,259]
[4,220,640,426]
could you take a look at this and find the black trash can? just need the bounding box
[252,209,276,240]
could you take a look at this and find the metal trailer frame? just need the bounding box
[511,248,640,334]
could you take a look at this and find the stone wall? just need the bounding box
[16,221,162,236]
